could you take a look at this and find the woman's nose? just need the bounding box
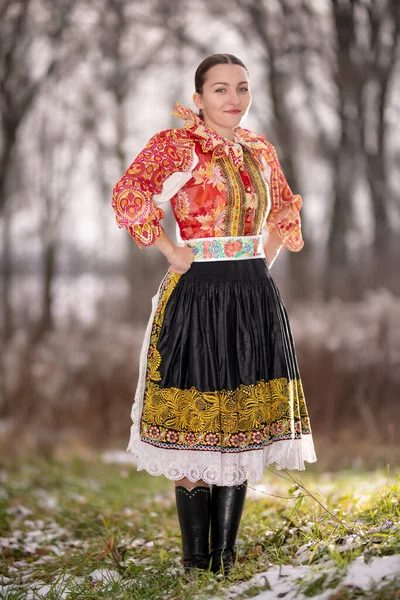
[227,92,241,105]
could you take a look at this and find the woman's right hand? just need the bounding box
[167,245,195,274]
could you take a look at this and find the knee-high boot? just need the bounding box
[210,481,247,574]
[175,485,211,571]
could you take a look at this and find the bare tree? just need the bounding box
[360,0,399,251]
[326,0,399,296]
[0,0,80,215]
[23,96,87,337]
[0,0,80,338]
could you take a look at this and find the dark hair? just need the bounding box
[194,54,248,119]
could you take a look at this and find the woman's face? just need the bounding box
[193,63,251,139]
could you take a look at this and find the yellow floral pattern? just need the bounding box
[146,271,181,382]
[141,378,311,451]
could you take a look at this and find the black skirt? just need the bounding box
[128,258,316,485]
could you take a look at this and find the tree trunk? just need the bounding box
[40,240,56,334]
[324,0,361,300]
[0,208,13,341]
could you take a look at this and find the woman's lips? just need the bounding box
[226,109,241,114]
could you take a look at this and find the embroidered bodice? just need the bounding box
[112,103,303,251]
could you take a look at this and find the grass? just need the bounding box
[0,457,399,599]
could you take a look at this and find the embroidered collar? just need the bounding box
[171,102,266,168]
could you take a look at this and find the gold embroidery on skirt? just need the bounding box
[141,378,311,450]
[146,271,181,382]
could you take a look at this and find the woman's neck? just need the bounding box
[203,119,235,141]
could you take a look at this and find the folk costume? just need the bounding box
[112,103,316,572]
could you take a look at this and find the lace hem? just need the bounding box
[127,433,316,486]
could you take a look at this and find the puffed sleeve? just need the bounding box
[112,129,194,247]
[265,143,304,252]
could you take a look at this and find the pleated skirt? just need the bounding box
[128,258,316,485]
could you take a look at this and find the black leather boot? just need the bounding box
[175,485,211,571]
[210,481,247,575]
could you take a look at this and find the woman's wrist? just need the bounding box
[154,228,177,262]
[165,245,178,264]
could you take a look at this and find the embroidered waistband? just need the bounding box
[185,235,265,262]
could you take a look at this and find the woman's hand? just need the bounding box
[264,228,284,268]
[154,228,195,274]
[167,245,195,274]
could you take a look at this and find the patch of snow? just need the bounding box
[125,536,146,549]
[7,504,33,518]
[0,584,22,598]
[214,554,400,600]
[26,575,85,600]
[101,450,137,465]
[88,568,121,583]
[69,493,87,504]
[340,554,400,590]
[35,489,59,510]
[222,566,311,600]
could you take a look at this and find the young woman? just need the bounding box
[112,53,316,575]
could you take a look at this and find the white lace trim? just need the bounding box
[128,435,317,486]
[127,273,317,486]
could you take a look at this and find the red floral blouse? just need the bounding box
[112,103,303,251]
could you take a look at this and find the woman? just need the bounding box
[112,54,316,575]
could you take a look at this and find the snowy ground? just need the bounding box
[0,456,399,599]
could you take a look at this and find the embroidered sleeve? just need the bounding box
[265,144,304,252]
[112,129,194,247]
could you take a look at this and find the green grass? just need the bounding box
[0,458,399,599]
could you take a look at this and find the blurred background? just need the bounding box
[0,0,399,467]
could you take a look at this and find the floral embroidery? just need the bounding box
[149,426,160,439]
[112,129,194,247]
[224,239,241,258]
[112,103,304,251]
[172,102,264,171]
[166,430,179,443]
[146,271,181,382]
[140,378,311,452]
[251,431,263,444]
[171,103,304,250]
[186,235,263,261]
[243,148,271,234]
[245,192,257,211]
[196,214,214,232]
[210,197,227,235]
[218,157,246,236]
[174,190,191,221]
[265,144,303,251]
[205,433,219,446]
[192,162,226,191]
[186,432,197,445]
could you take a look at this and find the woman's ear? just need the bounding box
[193,92,203,110]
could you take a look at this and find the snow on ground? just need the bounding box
[215,554,400,599]
[101,449,137,464]
[2,555,398,599]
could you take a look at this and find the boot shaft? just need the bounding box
[210,481,247,574]
[175,485,211,570]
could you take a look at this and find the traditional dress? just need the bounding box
[112,103,316,486]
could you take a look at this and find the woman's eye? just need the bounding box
[239,87,249,92]
[215,88,226,93]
